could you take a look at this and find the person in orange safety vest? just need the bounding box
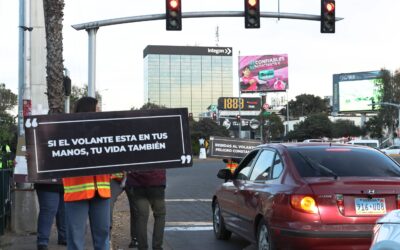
[223,158,241,173]
[62,97,111,250]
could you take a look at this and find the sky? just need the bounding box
[1,0,400,112]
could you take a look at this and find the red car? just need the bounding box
[212,143,400,250]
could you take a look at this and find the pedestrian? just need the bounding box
[62,97,111,250]
[35,181,67,250]
[126,169,166,250]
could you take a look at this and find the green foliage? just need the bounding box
[287,113,332,141]
[364,116,384,139]
[0,83,17,148]
[190,118,229,155]
[0,83,18,113]
[378,69,400,132]
[264,113,285,141]
[287,94,330,118]
[331,119,364,138]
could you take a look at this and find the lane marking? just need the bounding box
[165,226,213,231]
[166,221,212,226]
[166,199,212,202]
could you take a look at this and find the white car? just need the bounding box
[381,145,400,156]
[370,209,400,250]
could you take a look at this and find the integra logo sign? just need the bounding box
[207,47,232,56]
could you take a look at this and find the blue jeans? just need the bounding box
[65,195,110,250]
[36,190,66,246]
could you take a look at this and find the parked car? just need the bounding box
[212,143,400,250]
[370,209,400,250]
[347,139,380,149]
[381,145,400,156]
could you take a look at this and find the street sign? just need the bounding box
[218,97,261,111]
[24,108,193,180]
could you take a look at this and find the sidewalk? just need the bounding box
[0,193,172,250]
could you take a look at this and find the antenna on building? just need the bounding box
[215,26,219,47]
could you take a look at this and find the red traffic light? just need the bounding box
[168,0,179,9]
[248,0,257,7]
[325,2,335,12]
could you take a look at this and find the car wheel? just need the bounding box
[213,200,232,240]
[257,219,275,250]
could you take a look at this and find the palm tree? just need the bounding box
[43,0,65,114]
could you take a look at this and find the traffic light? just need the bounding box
[188,112,193,119]
[236,114,241,121]
[244,0,260,29]
[166,0,182,31]
[321,0,335,33]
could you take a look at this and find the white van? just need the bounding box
[347,139,380,148]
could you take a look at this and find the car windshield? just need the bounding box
[288,146,400,177]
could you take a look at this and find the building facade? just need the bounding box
[143,45,233,118]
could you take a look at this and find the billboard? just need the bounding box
[332,71,383,113]
[239,54,288,93]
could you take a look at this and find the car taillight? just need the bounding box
[336,194,345,215]
[397,194,400,208]
[290,195,318,214]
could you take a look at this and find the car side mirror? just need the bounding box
[217,169,233,181]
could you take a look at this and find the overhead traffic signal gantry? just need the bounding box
[166,0,182,30]
[321,0,335,33]
[244,0,260,29]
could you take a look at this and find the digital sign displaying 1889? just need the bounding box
[218,97,261,111]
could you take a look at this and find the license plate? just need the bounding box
[354,198,386,215]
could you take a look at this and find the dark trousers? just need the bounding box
[125,187,137,241]
[131,186,166,250]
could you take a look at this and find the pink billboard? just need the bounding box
[239,54,288,93]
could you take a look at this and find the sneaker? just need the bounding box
[37,245,48,250]
[128,238,139,248]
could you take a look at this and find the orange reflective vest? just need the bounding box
[63,175,111,202]
[226,162,238,173]
[111,172,124,182]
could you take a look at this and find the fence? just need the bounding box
[0,168,12,235]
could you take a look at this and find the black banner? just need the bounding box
[24,108,192,180]
[209,136,261,159]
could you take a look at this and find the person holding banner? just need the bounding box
[62,97,111,250]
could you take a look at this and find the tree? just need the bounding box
[287,94,330,118]
[0,83,18,113]
[331,119,364,138]
[378,69,400,134]
[0,83,18,147]
[264,113,284,141]
[364,116,385,139]
[190,118,229,155]
[287,113,332,141]
[43,0,65,114]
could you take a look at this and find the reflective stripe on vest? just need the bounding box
[63,175,111,202]
[111,172,124,181]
